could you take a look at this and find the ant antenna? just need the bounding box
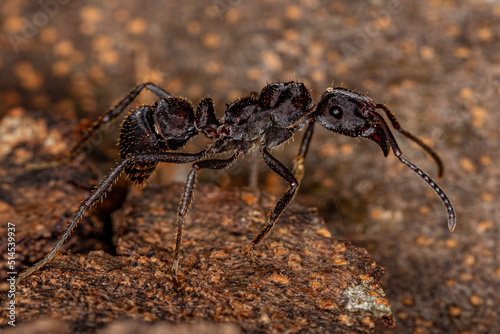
[376,104,444,178]
[367,109,456,232]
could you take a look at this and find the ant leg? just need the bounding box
[65,83,173,163]
[133,149,208,165]
[29,83,172,170]
[251,144,298,253]
[171,154,240,280]
[16,157,132,285]
[376,104,444,177]
[16,150,207,286]
[292,122,314,183]
[249,147,259,189]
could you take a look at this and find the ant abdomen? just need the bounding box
[119,97,198,185]
[119,105,161,185]
[151,98,198,149]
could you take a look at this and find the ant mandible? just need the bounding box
[15,81,456,285]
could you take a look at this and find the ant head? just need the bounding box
[314,87,390,156]
[154,98,198,149]
[315,87,456,231]
[259,81,313,129]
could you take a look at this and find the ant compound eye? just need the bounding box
[330,106,343,119]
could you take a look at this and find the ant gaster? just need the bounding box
[16,81,456,285]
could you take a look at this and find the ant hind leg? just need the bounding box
[27,83,172,171]
[16,157,132,285]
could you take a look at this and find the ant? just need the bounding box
[15,81,456,285]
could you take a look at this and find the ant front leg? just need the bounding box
[172,154,240,281]
[251,143,299,255]
[28,83,172,170]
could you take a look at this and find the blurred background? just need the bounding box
[1,0,499,332]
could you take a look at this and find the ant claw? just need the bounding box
[250,243,264,266]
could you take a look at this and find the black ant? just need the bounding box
[15,81,456,285]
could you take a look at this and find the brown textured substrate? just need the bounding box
[0,112,394,333]
[1,184,395,333]
[0,109,101,284]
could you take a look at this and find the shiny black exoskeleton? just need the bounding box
[119,97,218,185]
[16,81,456,285]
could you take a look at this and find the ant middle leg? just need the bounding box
[171,154,240,280]
[251,144,298,254]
